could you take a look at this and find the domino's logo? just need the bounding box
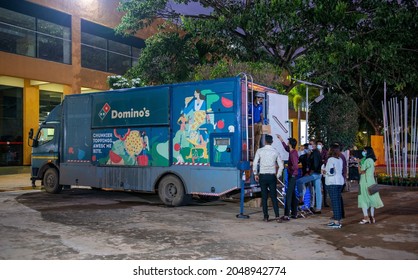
[98,103,111,120]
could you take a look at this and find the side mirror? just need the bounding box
[28,128,37,147]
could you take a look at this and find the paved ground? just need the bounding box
[0,173,417,260]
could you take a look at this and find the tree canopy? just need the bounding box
[116,0,332,75]
[296,0,418,134]
[125,32,199,85]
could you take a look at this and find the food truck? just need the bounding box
[28,75,289,206]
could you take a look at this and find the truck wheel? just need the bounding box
[43,168,62,194]
[158,175,187,206]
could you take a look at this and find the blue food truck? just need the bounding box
[28,75,289,206]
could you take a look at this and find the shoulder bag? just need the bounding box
[368,183,380,195]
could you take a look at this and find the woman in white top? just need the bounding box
[322,144,345,228]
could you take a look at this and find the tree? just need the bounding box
[116,0,332,85]
[193,60,283,89]
[106,75,144,89]
[295,0,418,135]
[308,93,359,149]
[125,32,199,85]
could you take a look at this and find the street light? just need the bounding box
[309,93,325,106]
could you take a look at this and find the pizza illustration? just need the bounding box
[124,130,143,156]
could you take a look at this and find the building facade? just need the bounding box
[0,0,155,171]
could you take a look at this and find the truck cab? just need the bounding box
[28,105,61,192]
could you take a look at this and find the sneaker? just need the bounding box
[326,221,335,226]
[280,216,290,221]
[327,222,342,229]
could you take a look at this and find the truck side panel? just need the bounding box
[60,164,240,195]
[62,94,92,164]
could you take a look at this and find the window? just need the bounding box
[0,7,36,57]
[81,20,145,75]
[37,127,55,145]
[81,32,107,71]
[40,90,62,124]
[0,86,23,166]
[37,19,71,64]
[0,5,71,64]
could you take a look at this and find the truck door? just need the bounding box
[31,125,59,178]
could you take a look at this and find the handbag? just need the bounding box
[368,183,380,195]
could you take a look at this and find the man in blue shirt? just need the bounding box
[249,92,264,155]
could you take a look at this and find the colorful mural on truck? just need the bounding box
[89,127,169,167]
[171,83,236,166]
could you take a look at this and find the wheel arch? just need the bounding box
[154,171,188,194]
[38,162,60,181]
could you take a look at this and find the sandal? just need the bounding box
[359,219,370,224]
[370,217,376,224]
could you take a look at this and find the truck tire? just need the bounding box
[43,168,62,194]
[158,175,187,206]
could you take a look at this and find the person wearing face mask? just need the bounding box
[296,139,323,214]
[321,144,345,228]
[357,146,384,224]
[317,140,330,208]
[248,92,265,156]
[277,135,299,220]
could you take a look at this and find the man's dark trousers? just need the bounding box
[259,174,280,219]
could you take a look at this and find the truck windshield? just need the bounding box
[36,127,55,145]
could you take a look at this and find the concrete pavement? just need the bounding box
[1,172,417,260]
[0,172,34,191]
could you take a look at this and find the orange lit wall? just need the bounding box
[371,135,385,166]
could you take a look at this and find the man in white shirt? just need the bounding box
[253,135,284,222]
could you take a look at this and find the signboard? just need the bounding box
[92,87,170,128]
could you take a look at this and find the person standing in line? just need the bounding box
[322,144,345,228]
[317,140,329,207]
[277,135,299,220]
[335,142,348,219]
[297,142,313,202]
[357,146,384,224]
[253,135,284,222]
[298,143,310,174]
[296,140,323,214]
[248,92,264,155]
[297,143,312,207]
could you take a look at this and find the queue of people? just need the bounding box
[252,134,384,229]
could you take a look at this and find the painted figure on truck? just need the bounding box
[172,87,234,165]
